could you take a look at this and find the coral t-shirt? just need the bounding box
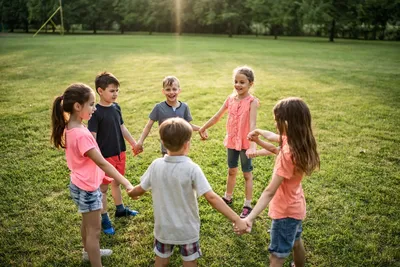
[268,136,306,220]
[65,127,105,191]
[224,94,259,151]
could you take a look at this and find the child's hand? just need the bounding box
[127,188,140,200]
[245,147,257,158]
[199,127,208,140]
[247,129,260,141]
[133,143,143,156]
[233,218,248,235]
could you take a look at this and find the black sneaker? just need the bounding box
[115,207,138,218]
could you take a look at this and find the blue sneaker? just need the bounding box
[101,219,115,235]
[115,207,138,218]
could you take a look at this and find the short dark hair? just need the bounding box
[162,76,180,89]
[95,71,120,94]
[159,118,192,152]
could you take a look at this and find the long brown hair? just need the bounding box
[274,97,320,175]
[51,83,93,148]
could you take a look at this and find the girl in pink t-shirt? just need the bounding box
[199,66,259,218]
[51,83,134,267]
[238,97,320,267]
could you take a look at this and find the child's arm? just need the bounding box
[239,173,284,233]
[127,185,146,200]
[85,148,134,190]
[245,100,258,158]
[199,100,228,139]
[135,119,155,153]
[203,190,247,232]
[190,123,208,140]
[249,135,279,156]
[121,124,141,155]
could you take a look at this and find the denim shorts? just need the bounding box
[154,239,202,262]
[69,182,102,213]
[227,148,253,172]
[268,218,303,258]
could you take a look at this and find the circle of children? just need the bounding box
[50,66,320,267]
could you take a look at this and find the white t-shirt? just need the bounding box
[141,155,212,244]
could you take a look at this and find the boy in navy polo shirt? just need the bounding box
[88,71,139,235]
[135,76,206,155]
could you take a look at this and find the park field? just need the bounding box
[0,34,399,266]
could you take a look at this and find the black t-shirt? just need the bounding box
[88,103,126,158]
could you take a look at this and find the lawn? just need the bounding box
[0,34,399,267]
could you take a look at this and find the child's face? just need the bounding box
[234,73,253,97]
[80,93,96,121]
[162,82,181,103]
[98,83,119,104]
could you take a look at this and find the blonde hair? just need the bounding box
[159,118,192,152]
[162,76,180,89]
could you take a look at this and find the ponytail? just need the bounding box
[51,95,67,148]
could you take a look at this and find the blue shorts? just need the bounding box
[69,182,102,213]
[154,239,202,262]
[268,218,303,258]
[227,149,253,172]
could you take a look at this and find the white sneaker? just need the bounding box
[82,249,113,261]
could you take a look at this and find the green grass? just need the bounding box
[0,33,399,267]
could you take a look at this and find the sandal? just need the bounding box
[240,206,253,218]
[222,197,233,206]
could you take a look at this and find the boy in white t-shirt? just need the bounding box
[128,118,247,266]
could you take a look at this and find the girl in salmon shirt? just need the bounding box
[238,97,320,267]
[199,66,259,218]
[51,83,134,267]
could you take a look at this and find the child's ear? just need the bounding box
[73,102,82,112]
[97,87,103,95]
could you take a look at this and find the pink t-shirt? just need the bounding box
[223,94,259,151]
[65,127,105,191]
[268,136,306,220]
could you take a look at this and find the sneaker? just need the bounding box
[115,207,138,218]
[82,249,113,261]
[222,197,233,206]
[240,206,252,218]
[101,219,115,235]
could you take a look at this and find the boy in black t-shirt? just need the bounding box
[88,72,141,235]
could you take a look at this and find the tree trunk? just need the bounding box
[120,24,124,34]
[228,21,232,37]
[93,22,97,34]
[329,19,335,42]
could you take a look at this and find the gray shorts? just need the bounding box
[227,148,253,172]
[69,182,102,213]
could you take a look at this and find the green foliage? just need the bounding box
[0,34,399,266]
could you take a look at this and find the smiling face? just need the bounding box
[234,73,253,98]
[162,81,181,105]
[98,83,119,106]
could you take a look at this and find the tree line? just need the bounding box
[1,0,399,41]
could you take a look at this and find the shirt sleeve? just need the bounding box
[149,103,159,122]
[140,161,154,190]
[191,164,212,197]
[184,103,193,122]
[76,132,98,157]
[87,111,99,133]
[274,148,294,180]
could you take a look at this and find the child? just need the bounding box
[238,97,320,267]
[88,72,139,235]
[134,76,205,156]
[128,118,247,267]
[199,66,259,218]
[51,83,134,267]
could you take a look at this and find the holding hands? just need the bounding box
[234,218,253,235]
[199,127,208,140]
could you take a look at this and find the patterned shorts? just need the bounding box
[154,239,202,262]
[69,182,102,213]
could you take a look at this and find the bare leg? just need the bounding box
[183,259,197,267]
[243,171,253,202]
[110,180,123,206]
[81,220,86,251]
[155,256,170,267]
[269,254,285,267]
[100,184,108,215]
[293,238,305,267]
[82,210,102,267]
[226,167,238,196]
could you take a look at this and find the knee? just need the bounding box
[100,185,108,194]
[228,168,238,176]
[243,172,252,181]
